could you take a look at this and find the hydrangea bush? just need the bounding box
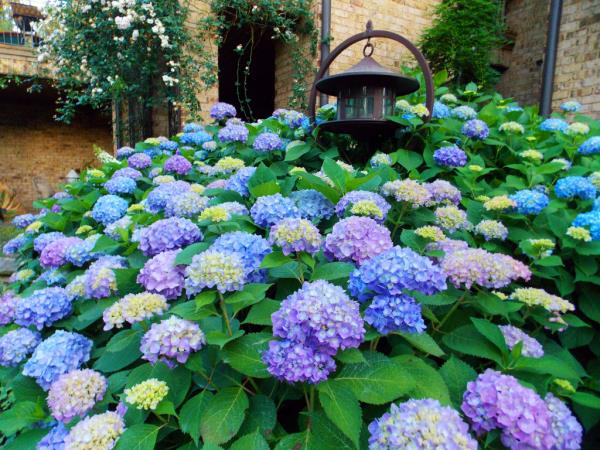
[1,80,599,449]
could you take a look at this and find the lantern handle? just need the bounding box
[308,21,435,123]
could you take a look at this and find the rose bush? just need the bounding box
[1,78,599,449]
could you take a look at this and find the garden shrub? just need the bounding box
[1,84,599,449]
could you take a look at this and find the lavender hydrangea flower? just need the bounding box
[103,176,137,196]
[462,369,555,450]
[138,217,202,256]
[269,218,322,255]
[0,291,17,325]
[369,399,477,450]
[113,167,142,180]
[145,180,190,213]
[250,193,301,228]
[253,132,283,152]
[545,393,583,450]
[34,232,65,253]
[12,213,38,229]
[116,146,135,159]
[262,339,336,384]
[510,189,550,215]
[540,118,568,132]
[498,325,544,358]
[23,330,92,390]
[462,119,489,139]
[578,136,600,155]
[47,369,107,422]
[441,248,530,289]
[365,294,426,335]
[164,191,209,218]
[15,287,71,330]
[127,152,152,169]
[140,316,205,367]
[555,176,597,200]
[289,189,335,224]
[348,246,447,301]
[164,155,192,175]
[433,145,467,167]
[40,237,83,268]
[426,180,462,205]
[335,191,391,223]
[2,233,28,255]
[137,250,185,300]
[63,411,125,450]
[92,195,128,225]
[65,234,101,266]
[324,216,393,265]
[37,422,69,449]
[218,124,249,143]
[185,250,246,295]
[225,166,256,197]
[180,130,213,146]
[210,102,236,120]
[84,256,127,299]
[0,328,41,367]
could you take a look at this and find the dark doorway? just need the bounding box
[218,26,276,122]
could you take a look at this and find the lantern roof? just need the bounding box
[315,55,419,96]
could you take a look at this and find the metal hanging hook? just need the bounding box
[363,39,374,57]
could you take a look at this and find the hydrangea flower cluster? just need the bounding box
[113,167,142,180]
[381,179,431,207]
[12,213,39,228]
[140,316,205,367]
[498,324,544,358]
[47,369,107,422]
[483,195,517,211]
[289,189,334,223]
[509,189,550,215]
[164,155,192,175]
[499,121,525,134]
[365,293,426,335]
[545,393,583,450]
[124,378,169,410]
[164,191,208,218]
[210,102,236,120]
[474,219,509,241]
[15,287,72,329]
[253,132,283,152]
[369,399,477,450]
[214,156,245,173]
[185,250,246,295]
[415,225,446,241]
[462,119,490,139]
[34,232,65,253]
[572,209,600,240]
[0,291,17,325]
[138,217,202,256]
[369,152,392,167]
[509,287,574,316]
[40,237,82,268]
[335,191,391,222]
[137,250,185,299]
[0,327,41,367]
[250,193,300,228]
[65,235,101,266]
[225,166,256,197]
[578,136,600,155]
[92,195,128,225]
[23,330,92,390]
[104,176,137,195]
[433,145,468,167]
[37,422,69,449]
[103,292,169,330]
[324,216,393,265]
[3,233,28,255]
[555,176,597,200]
[145,180,190,213]
[181,130,212,146]
[218,123,249,143]
[540,118,568,132]
[84,256,127,299]
[269,218,322,255]
[452,105,477,120]
[434,205,471,232]
[63,411,125,450]
[560,100,581,112]
[210,231,271,280]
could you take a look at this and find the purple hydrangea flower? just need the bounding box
[92,195,128,225]
[137,250,186,300]
[335,191,391,223]
[225,167,256,197]
[545,393,583,450]
[462,119,489,139]
[145,180,191,213]
[164,191,209,218]
[15,287,72,330]
[272,280,365,355]
[269,218,322,255]
[349,246,447,301]
[250,193,301,228]
[218,124,249,143]
[128,152,152,169]
[499,325,544,358]
[164,155,192,175]
[253,132,283,152]
[433,145,467,167]
[64,234,101,267]
[37,422,69,450]
[425,180,462,205]
[462,369,555,450]
[116,146,135,159]
[210,102,236,120]
[40,237,83,268]
[84,256,127,299]
[138,217,202,256]
[369,399,477,450]
[47,369,107,423]
[34,232,65,254]
[578,136,600,155]
[206,179,227,189]
[104,176,137,195]
[290,189,335,224]
[324,216,392,265]
[365,294,426,335]
[555,176,597,200]
[0,328,41,367]
[104,216,132,241]
[12,213,38,229]
[23,330,92,390]
[262,340,336,384]
[0,291,17,325]
[113,167,142,180]
[2,233,28,255]
[140,316,205,367]
[510,189,550,215]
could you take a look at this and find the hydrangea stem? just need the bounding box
[219,292,233,336]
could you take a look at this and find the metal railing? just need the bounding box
[0,30,40,46]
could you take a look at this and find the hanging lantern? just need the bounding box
[309,21,435,152]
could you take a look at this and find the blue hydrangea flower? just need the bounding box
[3,233,28,255]
[164,191,209,218]
[37,269,67,286]
[578,136,600,155]
[218,124,249,143]
[364,294,426,335]
[462,119,489,139]
[335,191,391,223]
[572,210,600,240]
[12,213,38,229]
[37,422,69,449]
[65,234,101,266]
[33,232,64,254]
[225,167,256,197]
[103,176,136,195]
[349,246,447,301]
[202,140,217,151]
[540,118,568,132]
[138,217,202,256]
[160,140,178,152]
[432,101,451,119]
[91,195,128,225]
[509,189,550,214]
[433,145,467,167]
[180,131,213,146]
[451,105,477,120]
[289,189,335,224]
[560,100,581,112]
[145,181,191,213]
[545,393,583,450]
[0,328,41,367]
[115,146,135,159]
[84,255,127,299]
[250,193,301,228]
[127,153,152,169]
[183,122,203,133]
[210,231,272,275]
[15,287,72,330]
[555,176,597,200]
[253,132,283,152]
[23,330,92,390]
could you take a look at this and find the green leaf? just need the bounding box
[249,181,280,197]
[394,149,423,171]
[115,268,142,295]
[39,212,67,231]
[578,295,600,324]
[94,330,142,372]
[334,352,414,404]
[0,402,45,436]
[442,325,503,364]
[335,348,366,364]
[9,375,45,404]
[439,356,477,408]
[394,355,451,405]
[318,382,362,447]
[536,255,563,267]
[310,262,355,281]
[175,242,210,265]
[260,251,293,269]
[571,392,600,409]
[285,141,311,161]
[221,333,270,378]
[114,424,159,450]
[126,363,191,407]
[243,299,280,325]
[229,430,270,450]
[238,394,277,437]
[398,332,445,357]
[307,412,356,449]
[2,429,48,450]
[513,355,581,380]
[322,158,347,192]
[92,235,121,253]
[471,318,507,352]
[200,387,249,445]
[180,391,212,445]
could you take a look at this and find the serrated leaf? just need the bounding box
[285,141,311,161]
[229,430,270,450]
[175,242,210,265]
[0,402,46,436]
[442,325,503,364]
[180,391,212,445]
[318,383,362,447]
[398,332,445,357]
[238,394,277,437]
[394,149,423,171]
[94,330,142,372]
[221,333,270,378]
[471,318,507,352]
[243,299,280,325]
[439,356,477,408]
[322,158,347,192]
[310,262,355,281]
[571,392,600,409]
[260,251,293,269]
[394,355,451,405]
[335,348,366,364]
[114,424,159,450]
[200,387,249,445]
[513,355,581,380]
